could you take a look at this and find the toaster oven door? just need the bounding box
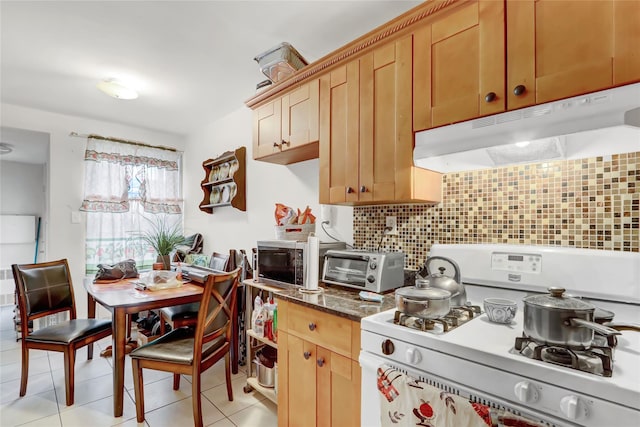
[323,254,369,287]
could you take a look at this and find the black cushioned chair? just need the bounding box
[12,259,112,406]
[130,268,241,427]
[158,251,230,335]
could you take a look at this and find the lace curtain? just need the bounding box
[80,138,183,273]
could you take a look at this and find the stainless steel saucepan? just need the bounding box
[395,283,452,320]
[523,287,621,350]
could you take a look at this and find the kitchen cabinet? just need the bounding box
[413,0,505,131]
[252,79,320,165]
[277,300,361,427]
[198,147,246,213]
[507,0,640,110]
[319,36,441,205]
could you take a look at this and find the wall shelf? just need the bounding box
[198,146,246,213]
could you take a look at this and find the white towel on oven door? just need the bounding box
[377,365,491,427]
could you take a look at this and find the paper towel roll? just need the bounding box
[305,233,320,291]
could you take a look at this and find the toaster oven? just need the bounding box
[322,250,405,293]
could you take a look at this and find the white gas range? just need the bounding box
[360,244,640,427]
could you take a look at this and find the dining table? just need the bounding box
[84,277,203,417]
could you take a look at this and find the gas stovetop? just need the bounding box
[362,307,640,411]
[393,305,481,333]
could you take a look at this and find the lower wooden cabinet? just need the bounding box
[277,300,361,427]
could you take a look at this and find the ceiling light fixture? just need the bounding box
[0,142,13,155]
[96,79,139,100]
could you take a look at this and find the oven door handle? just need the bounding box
[326,254,370,262]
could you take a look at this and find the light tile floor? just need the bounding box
[0,306,277,426]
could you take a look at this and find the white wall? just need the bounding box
[183,106,353,259]
[0,103,186,315]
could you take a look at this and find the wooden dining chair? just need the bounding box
[12,259,113,406]
[130,267,241,427]
[158,251,230,334]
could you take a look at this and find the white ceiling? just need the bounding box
[0,0,422,139]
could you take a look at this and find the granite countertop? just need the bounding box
[244,280,396,322]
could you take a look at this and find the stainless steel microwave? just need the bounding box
[257,240,346,287]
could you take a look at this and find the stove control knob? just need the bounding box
[381,339,395,355]
[514,381,539,403]
[405,347,421,364]
[560,395,588,420]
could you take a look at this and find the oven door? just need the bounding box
[322,253,369,288]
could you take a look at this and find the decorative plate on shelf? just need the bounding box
[229,159,239,177]
[221,184,231,203]
[210,187,221,204]
[228,182,237,200]
[219,162,230,180]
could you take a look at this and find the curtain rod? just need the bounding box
[69,132,180,153]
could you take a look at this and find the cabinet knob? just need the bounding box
[303,351,311,360]
[484,92,497,103]
[360,186,367,193]
[273,142,280,148]
[317,357,325,367]
[308,322,316,331]
[346,187,354,194]
[513,85,526,96]
[281,139,290,147]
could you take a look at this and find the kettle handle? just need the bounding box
[424,256,461,283]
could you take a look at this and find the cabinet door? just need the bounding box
[287,334,317,426]
[319,63,359,204]
[282,79,320,149]
[253,98,282,158]
[507,0,640,110]
[414,1,505,130]
[316,348,361,427]
[361,36,414,202]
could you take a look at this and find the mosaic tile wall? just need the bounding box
[354,152,639,270]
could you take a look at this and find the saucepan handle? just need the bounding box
[569,317,622,336]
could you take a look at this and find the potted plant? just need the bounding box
[140,217,186,269]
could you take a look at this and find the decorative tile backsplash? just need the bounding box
[354,152,639,270]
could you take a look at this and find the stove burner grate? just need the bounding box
[393,305,481,334]
[513,335,614,377]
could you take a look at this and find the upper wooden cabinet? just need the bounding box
[414,1,506,131]
[252,79,320,164]
[507,0,640,110]
[320,37,441,205]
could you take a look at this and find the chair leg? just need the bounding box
[159,313,167,335]
[131,359,145,423]
[63,348,76,406]
[191,369,203,427]
[173,373,181,390]
[225,352,233,401]
[19,345,29,397]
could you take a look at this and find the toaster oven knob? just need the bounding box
[367,275,376,283]
[381,339,395,355]
[514,381,539,403]
[405,347,421,364]
[369,261,377,270]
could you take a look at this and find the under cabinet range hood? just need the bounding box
[414,83,640,172]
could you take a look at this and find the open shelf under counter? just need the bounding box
[246,377,277,404]
[247,329,278,350]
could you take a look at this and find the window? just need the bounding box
[80,138,183,273]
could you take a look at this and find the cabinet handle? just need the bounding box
[303,351,311,360]
[317,357,325,367]
[360,186,367,193]
[484,92,497,103]
[513,85,526,96]
[308,322,316,331]
[346,187,354,194]
[281,139,290,147]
